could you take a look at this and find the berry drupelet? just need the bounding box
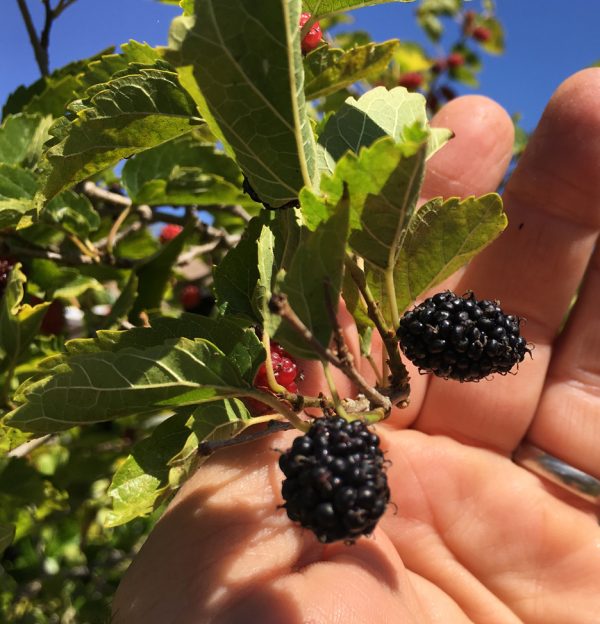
[279,416,390,544]
[397,291,530,382]
[245,341,299,415]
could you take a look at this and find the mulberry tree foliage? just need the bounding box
[0,0,509,620]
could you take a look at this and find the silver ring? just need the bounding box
[513,443,600,505]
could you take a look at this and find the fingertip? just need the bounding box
[422,95,514,200]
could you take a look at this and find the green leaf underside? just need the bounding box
[214,217,264,319]
[0,264,50,376]
[267,188,350,358]
[121,132,248,206]
[28,259,103,300]
[106,411,192,526]
[317,86,452,175]
[43,190,100,238]
[302,0,414,19]
[40,66,204,202]
[0,114,52,167]
[167,0,316,207]
[106,398,252,526]
[6,338,248,434]
[393,194,507,313]
[0,522,16,557]
[0,164,38,229]
[304,40,399,100]
[334,136,427,271]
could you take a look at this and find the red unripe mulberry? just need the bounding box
[299,12,323,54]
[398,72,423,90]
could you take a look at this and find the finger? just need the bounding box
[527,243,600,479]
[373,95,514,427]
[382,430,600,624]
[422,94,515,201]
[416,69,600,450]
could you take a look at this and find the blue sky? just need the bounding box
[1,1,599,132]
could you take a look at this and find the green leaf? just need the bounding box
[317,86,452,175]
[40,65,205,202]
[267,187,351,358]
[0,522,15,556]
[6,337,249,433]
[329,136,428,326]
[305,40,399,100]
[336,136,427,270]
[28,259,103,299]
[164,0,317,207]
[0,114,52,167]
[121,131,248,206]
[0,164,37,229]
[214,217,263,319]
[393,194,507,313]
[90,314,264,382]
[101,274,139,328]
[0,264,50,375]
[106,411,192,526]
[302,0,414,19]
[0,423,32,454]
[42,190,100,238]
[130,220,195,319]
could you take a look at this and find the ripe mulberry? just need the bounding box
[279,416,389,544]
[397,291,530,382]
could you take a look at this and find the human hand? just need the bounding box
[112,69,600,624]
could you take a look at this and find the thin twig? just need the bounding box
[344,254,410,406]
[16,0,49,76]
[8,435,53,458]
[269,293,392,413]
[198,419,294,456]
[106,205,131,256]
[0,238,136,269]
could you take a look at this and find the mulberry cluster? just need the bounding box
[397,291,529,382]
[279,416,389,543]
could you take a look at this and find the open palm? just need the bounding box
[113,70,600,623]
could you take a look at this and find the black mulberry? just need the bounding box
[279,416,389,543]
[397,291,530,382]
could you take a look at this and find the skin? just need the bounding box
[112,69,600,624]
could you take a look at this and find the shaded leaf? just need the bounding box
[106,411,192,526]
[0,522,15,556]
[43,190,100,238]
[267,188,351,358]
[130,220,195,319]
[28,259,103,299]
[0,264,50,375]
[0,164,37,229]
[304,40,399,100]
[0,113,52,167]
[121,132,249,206]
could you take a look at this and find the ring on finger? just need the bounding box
[513,442,600,505]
